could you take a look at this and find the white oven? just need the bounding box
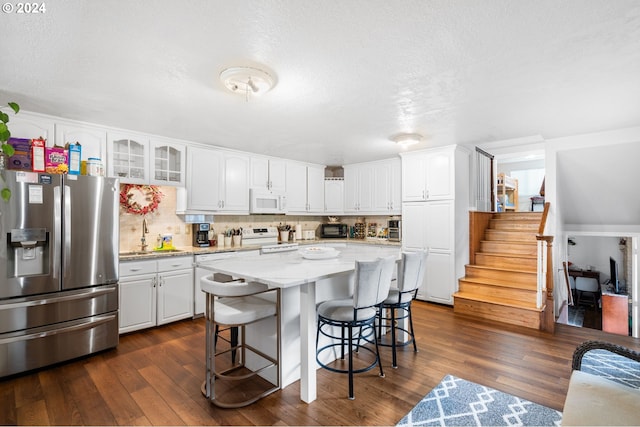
[249,188,287,214]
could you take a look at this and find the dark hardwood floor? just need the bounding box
[2,301,638,426]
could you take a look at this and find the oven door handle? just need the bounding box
[0,313,116,345]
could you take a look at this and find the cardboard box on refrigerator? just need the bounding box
[45,146,68,174]
[7,137,32,170]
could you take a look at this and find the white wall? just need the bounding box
[567,235,624,284]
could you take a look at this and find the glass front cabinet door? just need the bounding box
[150,138,186,186]
[107,131,149,184]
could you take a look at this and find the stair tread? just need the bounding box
[475,252,536,259]
[459,276,537,288]
[453,291,542,311]
[481,240,537,245]
[483,238,537,243]
[465,264,537,274]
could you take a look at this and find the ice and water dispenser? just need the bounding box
[6,228,49,277]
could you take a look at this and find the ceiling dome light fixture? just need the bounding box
[392,133,423,147]
[220,66,276,100]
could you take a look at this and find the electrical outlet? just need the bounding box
[174,225,181,235]
[185,225,190,235]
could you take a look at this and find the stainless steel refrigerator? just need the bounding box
[0,170,119,377]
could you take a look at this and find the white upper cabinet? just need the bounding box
[8,112,55,142]
[285,161,307,211]
[285,161,325,214]
[344,163,373,213]
[344,158,400,214]
[185,146,222,211]
[401,147,454,201]
[371,158,401,214]
[324,179,344,213]
[183,146,249,213]
[107,132,185,186]
[149,137,186,186]
[221,152,250,212]
[107,131,149,184]
[250,156,286,192]
[55,122,107,165]
[306,164,325,212]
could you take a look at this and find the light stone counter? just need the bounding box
[196,244,401,404]
[120,238,400,260]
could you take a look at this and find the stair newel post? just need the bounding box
[536,235,555,333]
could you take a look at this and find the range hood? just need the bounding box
[175,187,215,223]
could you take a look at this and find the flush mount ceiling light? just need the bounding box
[391,133,423,147]
[220,66,276,100]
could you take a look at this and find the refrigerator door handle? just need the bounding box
[64,185,71,276]
[0,313,116,345]
[53,185,62,279]
[0,286,117,311]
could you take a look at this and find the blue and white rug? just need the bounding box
[581,349,640,389]
[396,375,562,427]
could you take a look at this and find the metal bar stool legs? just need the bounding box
[377,250,426,368]
[201,276,280,408]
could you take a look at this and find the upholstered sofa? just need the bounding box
[562,340,640,426]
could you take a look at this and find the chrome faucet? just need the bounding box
[140,218,149,252]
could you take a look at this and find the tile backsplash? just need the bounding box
[119,185,398,252]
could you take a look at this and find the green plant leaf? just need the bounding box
[8,102,19,114]
[1,188,11,202]
[0,111,8,125]
[0,126,9,143]
[1,143,15,157]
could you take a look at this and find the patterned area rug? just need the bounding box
[396,375,562,427]
[581,349,640,389]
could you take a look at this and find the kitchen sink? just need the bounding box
[119,251,153,256]
[119,249,184,256]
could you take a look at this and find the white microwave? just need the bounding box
[249,188,287,214]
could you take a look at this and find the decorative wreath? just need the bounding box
[120,184,164,215]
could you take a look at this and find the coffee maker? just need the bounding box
[192,223,210,247]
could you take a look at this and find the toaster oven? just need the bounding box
[388,220,401,242]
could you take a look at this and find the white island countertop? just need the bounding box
[199,244,400,289]
[196,243,401,403]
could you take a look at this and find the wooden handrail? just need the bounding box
[537,202,551,235]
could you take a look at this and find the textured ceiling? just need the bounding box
[1,0,640,165]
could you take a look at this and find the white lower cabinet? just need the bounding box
[119,256,194,334]
[119,271,157,333]
[403,201,456,304]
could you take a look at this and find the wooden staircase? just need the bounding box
[453,212,545,330]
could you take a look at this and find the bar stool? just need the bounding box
[201,275,280,408]
[377,250,427,368]
[316,255,395,400]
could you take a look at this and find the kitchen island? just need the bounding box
[196,243,401,403]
